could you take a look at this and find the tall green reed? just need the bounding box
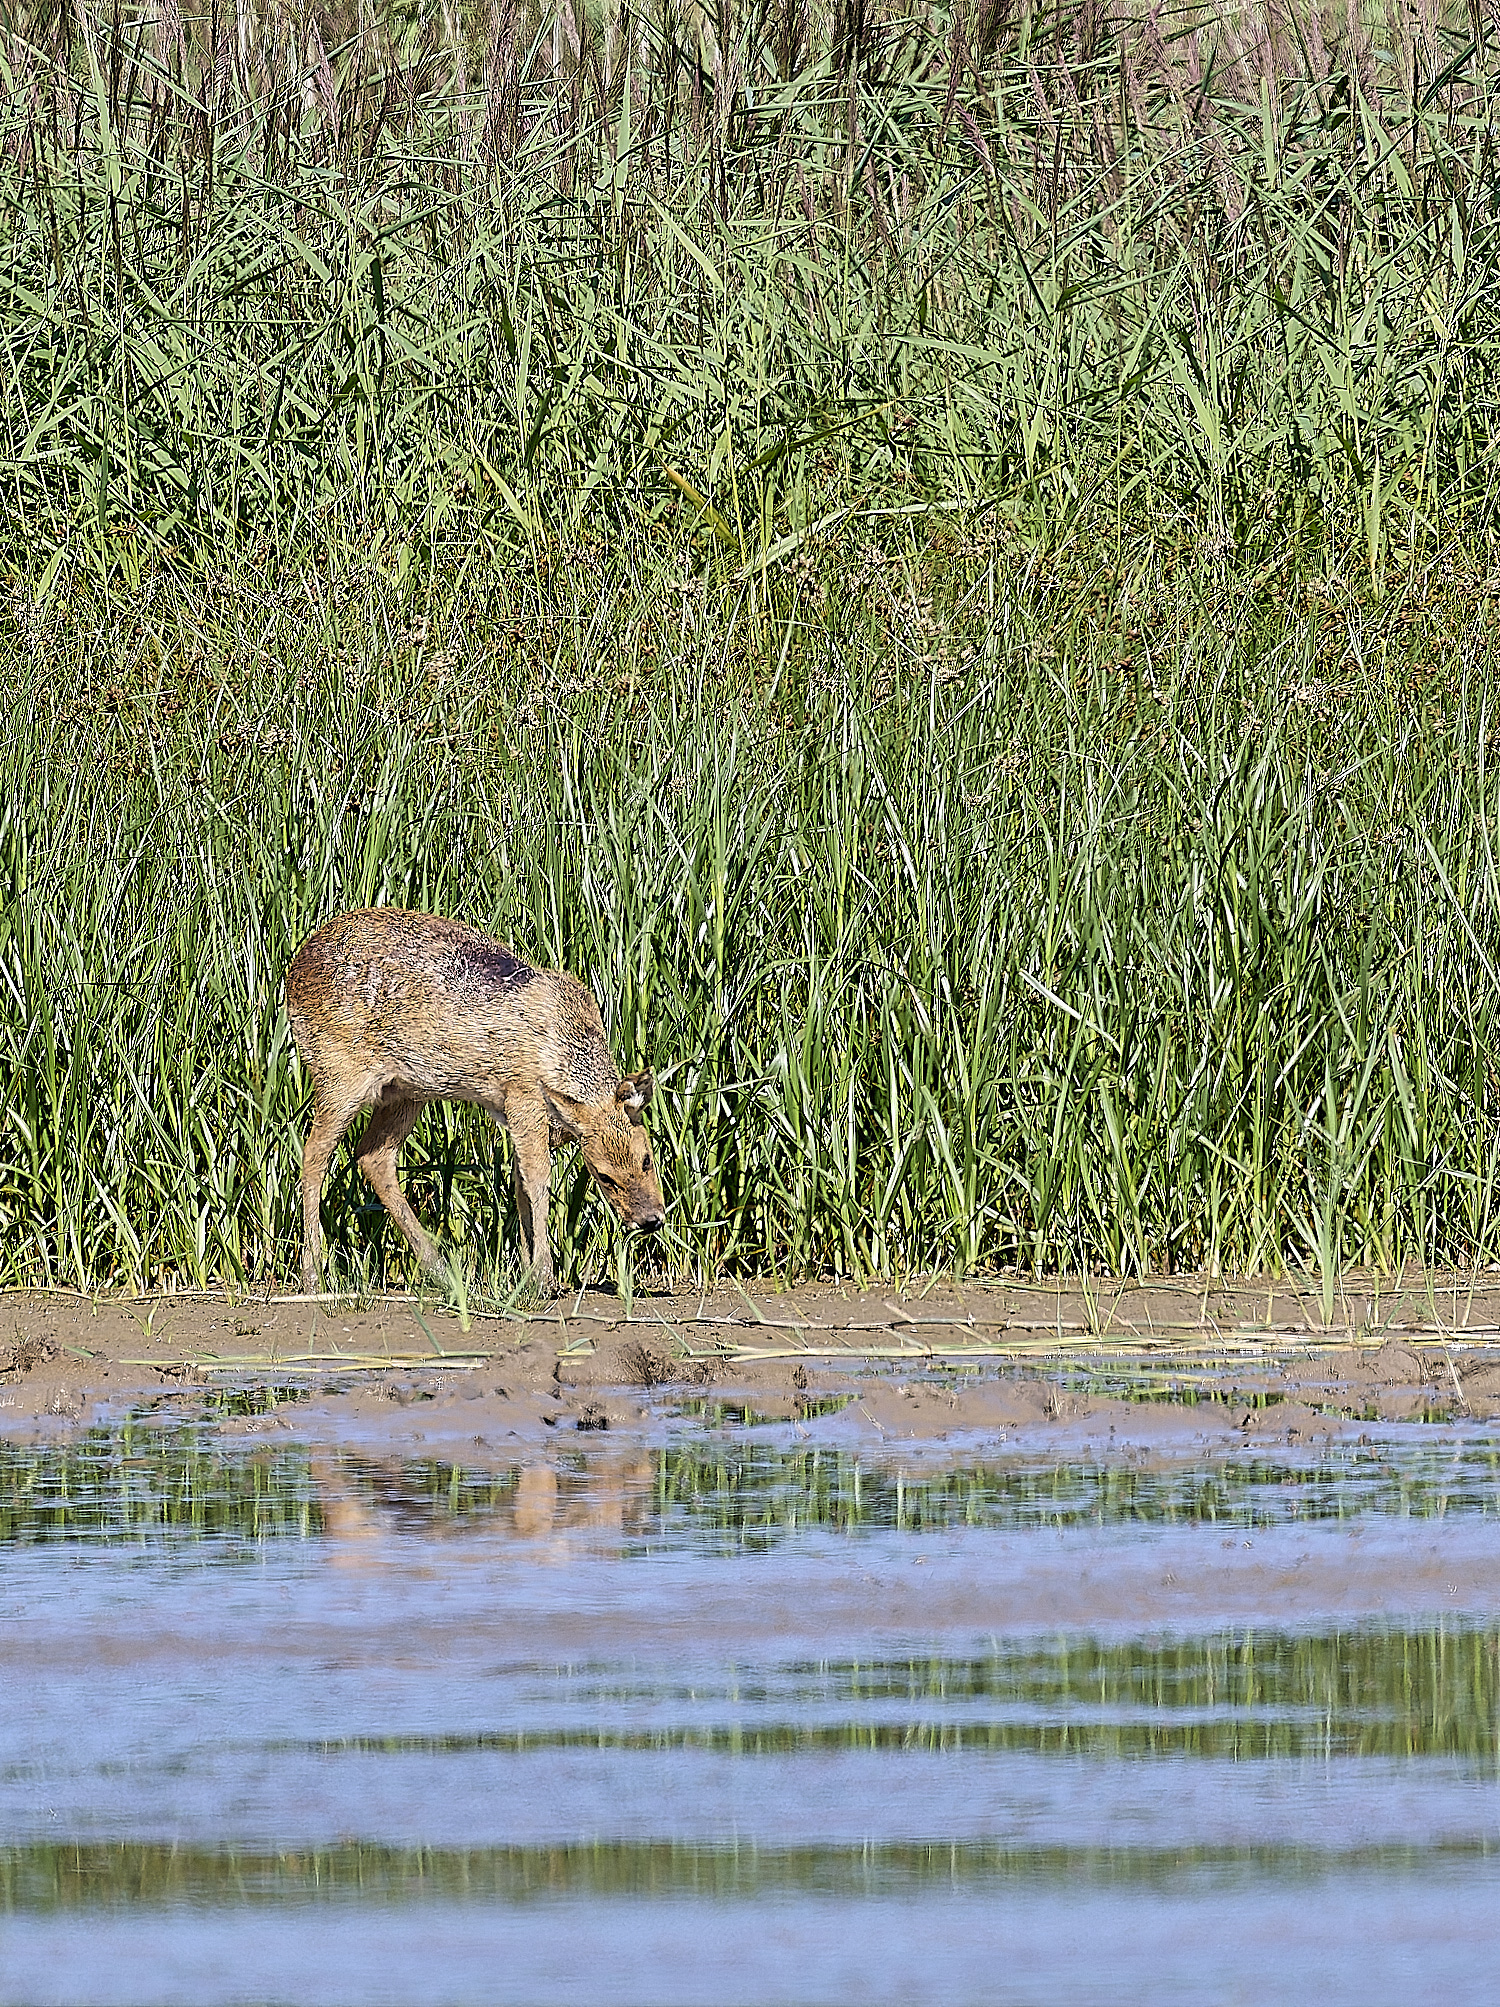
[4,536,1500,1293]
[5,1,1500,1293]
[2,0,1499,577]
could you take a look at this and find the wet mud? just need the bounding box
[2,1272,1497,1464]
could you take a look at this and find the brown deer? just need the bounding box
[285,908,665,1294]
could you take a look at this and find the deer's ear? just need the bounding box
[615,1070,654,1122]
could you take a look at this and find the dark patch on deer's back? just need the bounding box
[448,932,537,998]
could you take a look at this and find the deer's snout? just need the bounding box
[587,1155,666,1233]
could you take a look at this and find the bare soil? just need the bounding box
[3,1271,1498,1463]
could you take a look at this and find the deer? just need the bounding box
[285,908,665,1295]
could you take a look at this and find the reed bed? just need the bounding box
[6,540,1500,1297]
[2,0,1498,568]
[3,0,1500,1297]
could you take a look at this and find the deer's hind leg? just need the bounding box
[355,1093,446,1281]
[299,1089,367,1294]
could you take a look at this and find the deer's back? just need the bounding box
[286,909,550,1098]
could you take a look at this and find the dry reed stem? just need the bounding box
[124,1326,1491,1377]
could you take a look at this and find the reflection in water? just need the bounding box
[2,1425,1499,2002]
[7,1830,1499,1909]
[505,1455,654,1545]
[2,1428,1498,1552]
[278,1624,1500,1763]
[512,1461,557,1538]
[308,1454,382,1547]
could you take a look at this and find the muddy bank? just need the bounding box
[2,1273,1498,1464]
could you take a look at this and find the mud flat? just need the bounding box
[3,1276,1500,2005]
[4,1270,1500,1458]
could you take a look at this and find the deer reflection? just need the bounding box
[308,1448,655,1555]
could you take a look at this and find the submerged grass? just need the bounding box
[3,1,1500,1292]
[9,1812,1500,1909]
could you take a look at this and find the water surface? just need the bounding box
[2,1427,1497,2004]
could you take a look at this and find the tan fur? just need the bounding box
[285,908,665,1294]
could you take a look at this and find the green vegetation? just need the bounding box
[3,0,1500,1293]
[10,1814,1500,1911]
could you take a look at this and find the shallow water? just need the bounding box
[2,1429,1499,2004]
[5,1424,1500,1545]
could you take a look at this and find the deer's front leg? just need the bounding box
[508,1101,556,1295]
